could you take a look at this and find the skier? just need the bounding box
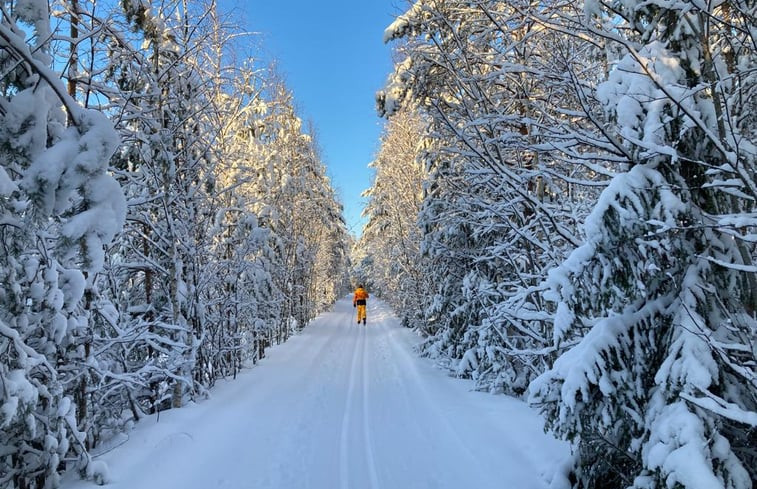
[353,285,369,325]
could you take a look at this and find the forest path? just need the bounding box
[62,298,567,489]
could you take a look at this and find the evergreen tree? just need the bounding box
[530,2,756,487]
[0,2,124,486]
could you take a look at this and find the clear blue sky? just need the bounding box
[221,1,402,237]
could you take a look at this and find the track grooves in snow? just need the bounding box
[361,324,380,489]
[61,298,568,489]
[338,321,361,489]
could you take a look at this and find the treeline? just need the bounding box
[359,1,756,488]
[0,1,350,487]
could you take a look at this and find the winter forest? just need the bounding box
[1,0,352,486]
[0,0,755,489]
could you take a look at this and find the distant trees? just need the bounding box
[0,0,350,487]
[358,108,428,327]
[244,78,351,342]
[368,0,756,488]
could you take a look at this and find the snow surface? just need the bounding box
[61,298,569,489]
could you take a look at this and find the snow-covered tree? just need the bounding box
[379,0,605,394]
[203,61,286,373]
[0,1,124,486]
[2,0,351,485]
[530,2,757,488]
[360,108,429,327]
[254,79,350,340]
[102,0,219,413]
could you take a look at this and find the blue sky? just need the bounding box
[222,1,402,237]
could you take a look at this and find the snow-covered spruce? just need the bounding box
[530,1,756,488]
[0,3,124,488]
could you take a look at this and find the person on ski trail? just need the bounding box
[353,285,369,325]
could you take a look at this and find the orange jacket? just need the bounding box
[353,287,369,305]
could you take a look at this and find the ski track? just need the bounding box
[338,318,361,489]
[361,324,380,489]
[61,298,568,489]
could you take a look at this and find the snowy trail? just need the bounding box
[62,299,567,489]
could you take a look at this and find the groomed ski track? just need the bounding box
[62,298,567,489]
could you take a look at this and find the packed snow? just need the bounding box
[60,298,569,489]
